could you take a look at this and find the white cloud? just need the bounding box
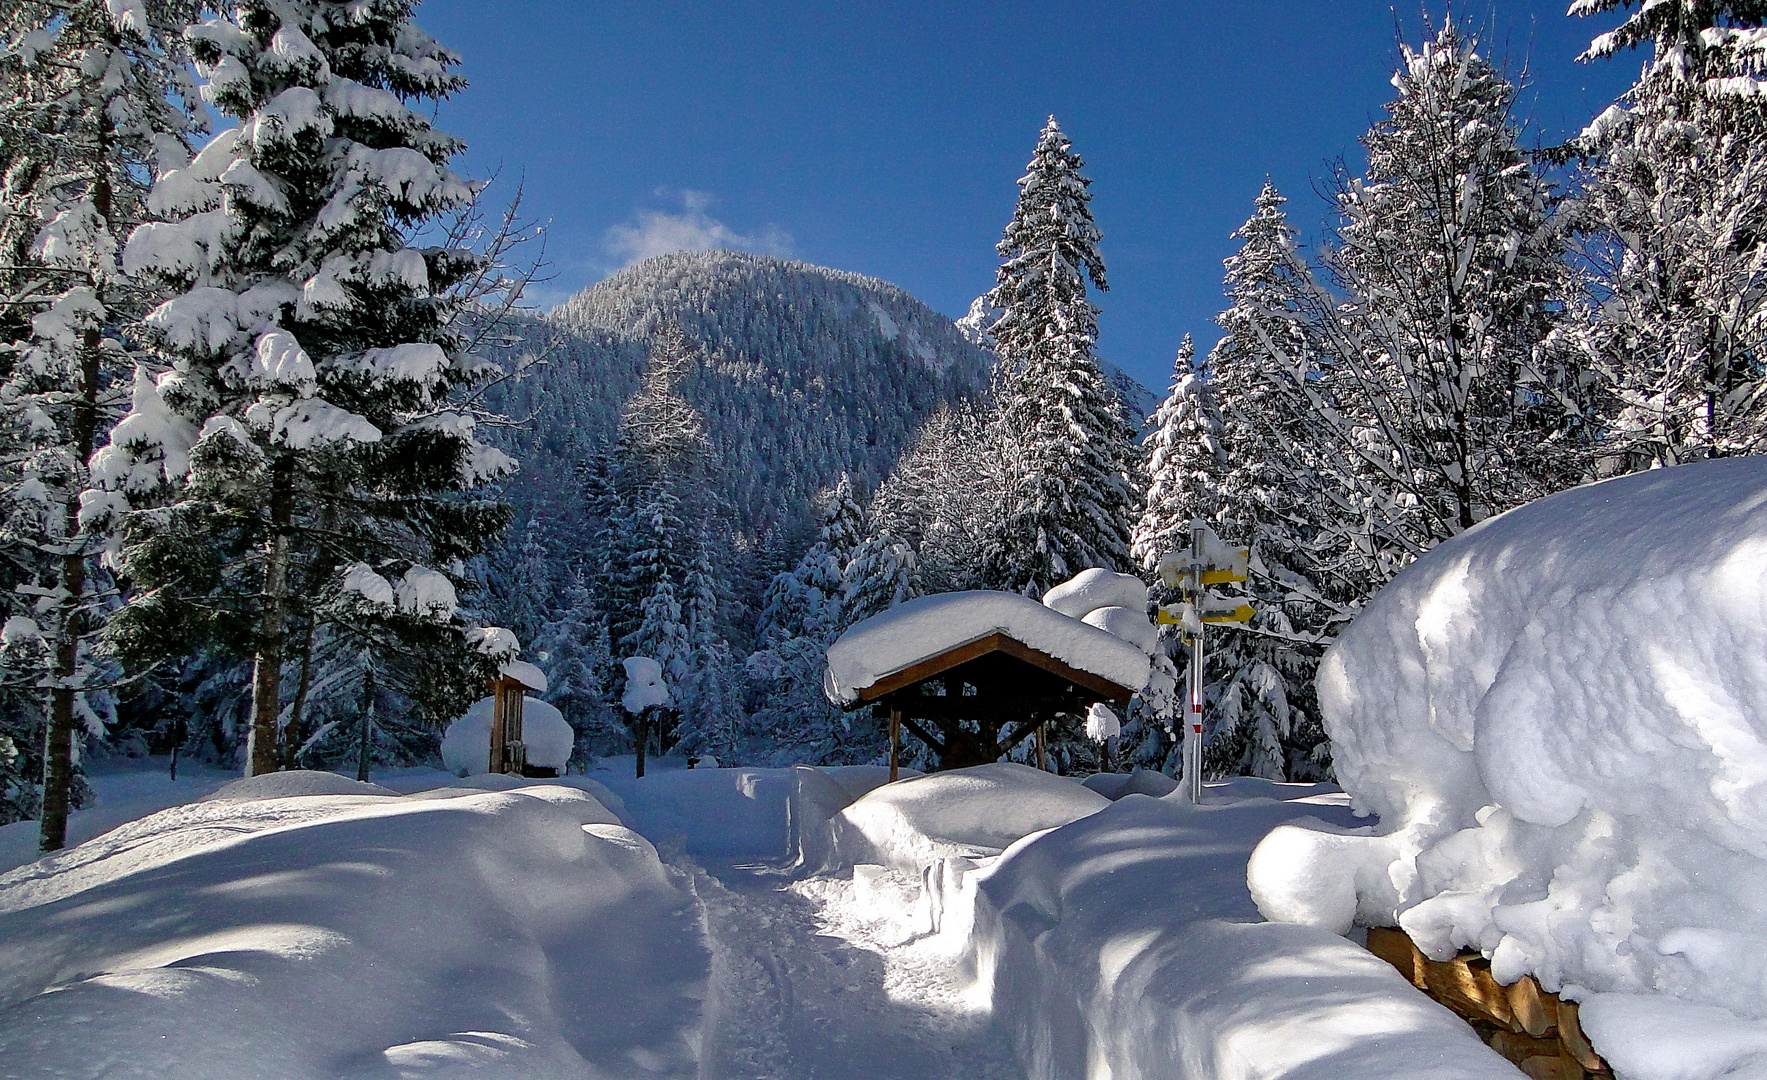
[603,190,792,268]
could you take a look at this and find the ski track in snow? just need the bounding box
[677,853,1018,1080]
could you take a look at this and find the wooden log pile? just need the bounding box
[1365,927,1610,1079]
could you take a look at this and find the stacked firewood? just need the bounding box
[1365,928,1609,1080]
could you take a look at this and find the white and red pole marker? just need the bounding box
[1156,519,1253,804]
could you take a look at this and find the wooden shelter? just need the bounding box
[848,631,1139,778]
[487,661,554,778]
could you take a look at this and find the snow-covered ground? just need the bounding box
[0,755,1540,1079]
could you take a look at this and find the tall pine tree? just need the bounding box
[982,117,1137,595]
[101,0,512,776]
[1569,0,1767,464]
[0,0,198,846]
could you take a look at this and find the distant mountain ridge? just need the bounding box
[479,250,1155,643]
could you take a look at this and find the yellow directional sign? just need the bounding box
[1201,603,1255,624]
[1155,606,1185,625]
[1201,564,1247,585]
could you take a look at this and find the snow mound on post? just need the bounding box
[621,656,671,711]
[440,696,572,776]
[1249,458,1767,1051]
[822,762,1108,871]
[1041,567,1147,619]
[823,591,1150,704]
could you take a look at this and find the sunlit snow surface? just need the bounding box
[1250,457,1767,1080]
[0,771,704,1079]
[2,759,1520,1079]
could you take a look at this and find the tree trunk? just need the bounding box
[281,611,317,770]
[247,460,295,776]
[355,661,376,783]
[39,101,116,852]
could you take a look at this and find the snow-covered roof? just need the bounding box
[498,659,547,692]
[824,590,1151,705]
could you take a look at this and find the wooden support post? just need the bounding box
[1035,718,1048,771]
[489,680,506,775]
[889,706,900,782]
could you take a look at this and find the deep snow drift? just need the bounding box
[807,768,1519,1080]
[798,761,1109,872]
[0,777,705,1079]
[1249,458,1767,1080]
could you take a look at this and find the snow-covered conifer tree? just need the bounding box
[1568,0,1767,464]
[840,531,918,624]
[746,474,875,764]
[982,117,1137,595]
[530,570,616,761]
[0,0,198,846]
[1129,336,1222,573]
[1323,25,1584,572]
[1197,184,1344,780]
[604,323,734,758]
[100,0,514,776]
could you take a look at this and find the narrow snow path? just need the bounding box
[677,855,1018,1080]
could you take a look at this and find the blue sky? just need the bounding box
[419,1,1638,393]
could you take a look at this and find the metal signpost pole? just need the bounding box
[1186,520,1205,804]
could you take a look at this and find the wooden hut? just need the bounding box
[825,592,1149,778]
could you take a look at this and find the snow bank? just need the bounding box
[811,762,1108,873]
[439,695,572,775]
[1248,458,1767,1077]
[0,759,240,873]
[590,765,798,861]
[0,783,706,1078]
[1082,767,1179,800]
[824,591,1150,704]
[917,788,1519,1080]
[200,769,398,801]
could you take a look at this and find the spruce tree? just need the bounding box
[0,0,198,846]
[604,323,737,759]
[1323,25,1585,574]
[982,117,1137,595]
[101,0,512,776]
[530,570,616,761]
[841,531,918,624]
[1130,336,1222,574]
[1569,1,1767,464]
[746,475,874,765]
[1200,184,1344,779]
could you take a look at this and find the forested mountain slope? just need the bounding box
[479,251,996,643]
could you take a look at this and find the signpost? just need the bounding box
[1155,520,1254,803]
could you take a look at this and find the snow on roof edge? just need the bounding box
[825,591,1151,705]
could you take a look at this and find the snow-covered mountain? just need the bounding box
[480,250,1156,644]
